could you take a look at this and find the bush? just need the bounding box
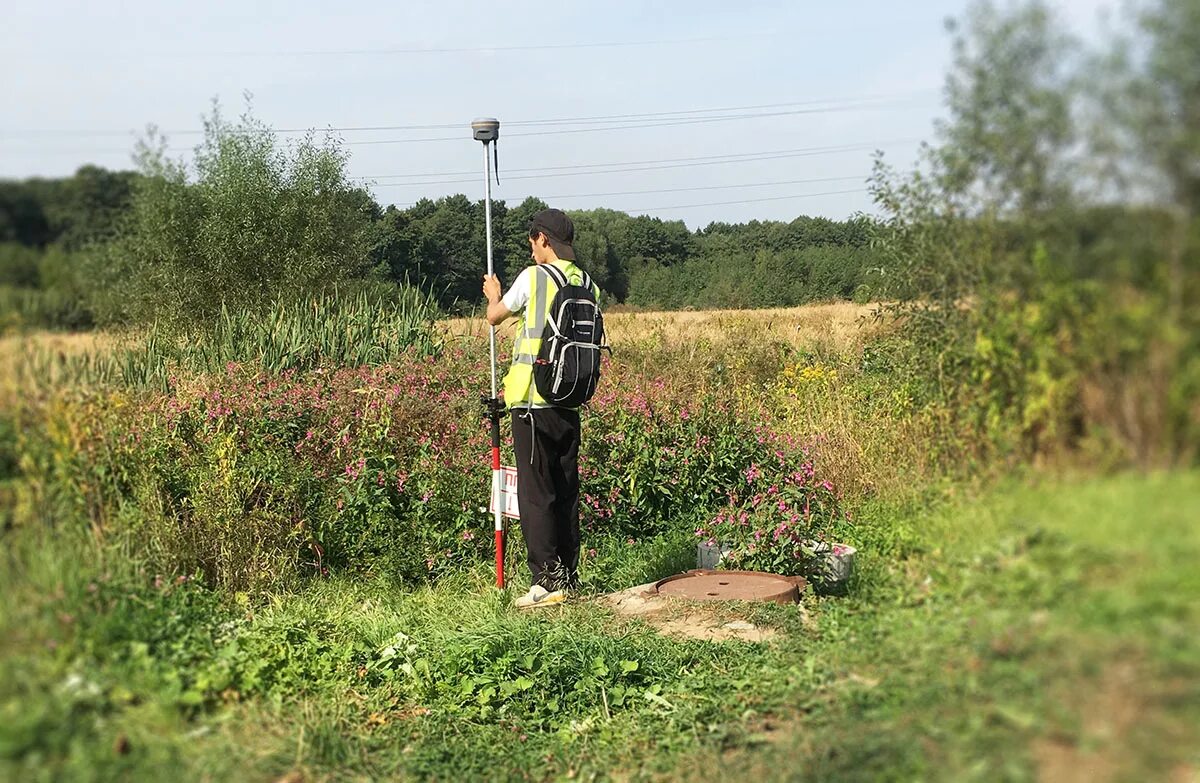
[93,102,377,330]
[0,245,93,332]
[694,460,845,581]
[21,331,848,595]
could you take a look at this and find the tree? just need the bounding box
[502,196,548,280]
[47,166,139,249]
[934,0,1079,216]
[96,101,376,328]
[0,182,53,247]
[1094,0,1200,321]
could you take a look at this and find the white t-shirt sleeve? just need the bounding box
[501,267,534,314]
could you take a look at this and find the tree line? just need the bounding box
[0,138,881,331]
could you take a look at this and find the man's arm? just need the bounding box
[486,299,513,326]
[483,274,514,326]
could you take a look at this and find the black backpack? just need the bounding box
[533,264,608,408]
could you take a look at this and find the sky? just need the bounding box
[2,0,1111,229]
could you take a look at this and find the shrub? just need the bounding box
[93,102,376,330]
[693,457,845,581]
[22,332,849,595]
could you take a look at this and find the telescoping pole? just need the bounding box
[471,118,504,589]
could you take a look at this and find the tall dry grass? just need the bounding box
[446,302,946,500]
[444,302,883,355]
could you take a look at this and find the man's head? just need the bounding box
[527,208,575,264]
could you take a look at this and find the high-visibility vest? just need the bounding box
[503,260,599,409]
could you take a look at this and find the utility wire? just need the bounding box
[388,177,868,207]
[358,139,917,181]
[625,188,869,213]
[0,92,933,138]
[16,34,770,60]
[539,175,867,200]
[342,101,917,146]
[365,143,906,187]
[392,186,871,212]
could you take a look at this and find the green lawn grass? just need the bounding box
[2,472,1197,782]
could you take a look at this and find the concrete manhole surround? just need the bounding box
[653,569,806,605]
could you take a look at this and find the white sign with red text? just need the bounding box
[489,465,520,519]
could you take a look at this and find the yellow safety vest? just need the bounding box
[503,260,599,409]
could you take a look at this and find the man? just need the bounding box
[482,208,598,609]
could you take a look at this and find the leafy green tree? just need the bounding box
[566,210,623,298]
[395,195,508,309]
[0,243,42,287]
[0,182,53,247]
[96,102,376,328]
[1093,0,1200,321]
[45,166,139,249]
[502,196,548,279]
[935,0,1079,216]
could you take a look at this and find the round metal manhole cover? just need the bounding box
[653,570,805,604]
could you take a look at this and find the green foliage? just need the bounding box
[14,288,441,392]
[0,243,41,288]
[937,0,1079,214]
[3,463,1198,781]
[695,465,845,582]
[628,245,880,310]
[868,0,1200,466]
[0,245,93,332]
[0,166,136,250]
[94,102,376,329]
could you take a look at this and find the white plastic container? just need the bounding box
[696,541,732,570]
[811,541,857,592]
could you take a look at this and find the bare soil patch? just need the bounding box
[598,581,784,643]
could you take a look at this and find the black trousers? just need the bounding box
[511,406,581,590]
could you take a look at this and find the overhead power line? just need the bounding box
[626,188,869,213]
[0,93,936,145]
[358,142,900,181]
[0,93,933,138]
[389,177,869,208]
[341,100,918,146]
[539,175,867,200]
[365,141,913,187]
[392,186,871,212]
[15,34,769,60]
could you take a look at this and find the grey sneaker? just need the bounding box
[514,585,566,610]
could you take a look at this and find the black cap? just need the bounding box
[528,208,575,261]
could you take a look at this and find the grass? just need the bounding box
[447,300,930,501]
[443,301,883,356]
[2,471,1196,781]
[0,288,442,397]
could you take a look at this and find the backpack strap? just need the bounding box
[542,263,599,298]
[539,263,569,290]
